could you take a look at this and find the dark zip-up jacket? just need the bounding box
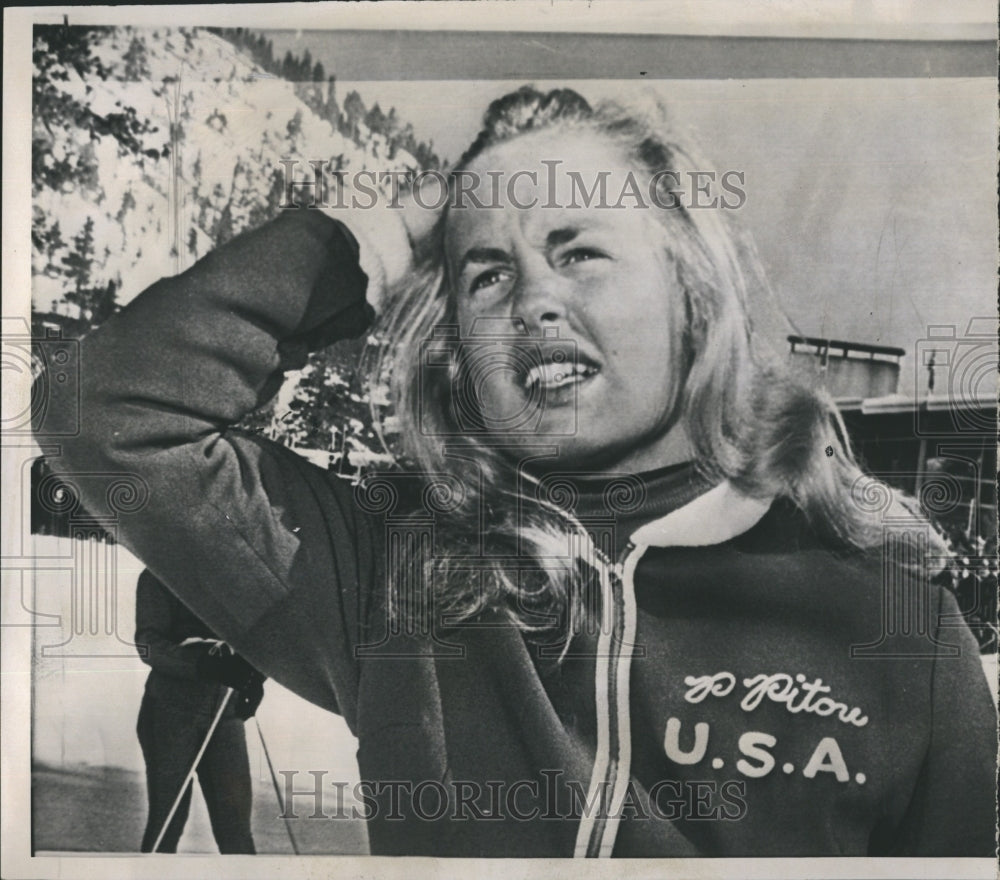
[40,209,997,857]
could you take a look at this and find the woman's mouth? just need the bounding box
[522,359,600,392]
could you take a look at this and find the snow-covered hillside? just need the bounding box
[32,26,418,313]
[32,26,426,469]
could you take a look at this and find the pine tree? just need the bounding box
[324,74,339,123]
[342,90,366,139]
[365,102,388,137]
[60,216,118,326]
[386,107,399,136]
[122,35,151,81]
[62,217,95,295]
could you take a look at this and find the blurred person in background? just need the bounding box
[135,569,264,853]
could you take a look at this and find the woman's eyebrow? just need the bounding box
[545,227,580,249]
[458,227,585,273]
[458,246,511,274]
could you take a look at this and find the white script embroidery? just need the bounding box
[683,671,869,728]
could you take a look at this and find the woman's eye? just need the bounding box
[563,248,606,265]
[469,269,508,293]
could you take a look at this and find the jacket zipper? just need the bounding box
[575,537,643,857]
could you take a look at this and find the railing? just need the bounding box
[788,334,905,400]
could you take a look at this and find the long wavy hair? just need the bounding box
[370,85,928,636]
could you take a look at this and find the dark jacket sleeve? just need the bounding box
[134,569,205,680]
[39,210,381,729]
[889,586,998,857]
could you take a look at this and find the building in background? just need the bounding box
[790,322,997,651]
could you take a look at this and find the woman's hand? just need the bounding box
[320,174,445,314]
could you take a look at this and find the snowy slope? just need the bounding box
[33,26,418,312]
[32,26,414,466]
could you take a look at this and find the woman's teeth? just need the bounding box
[523,362,598,390]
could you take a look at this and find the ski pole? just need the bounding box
[254,716,301,854]
[150,687,233,853]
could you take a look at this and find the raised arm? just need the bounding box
[39,207,399,724]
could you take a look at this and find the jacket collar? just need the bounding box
[628,480,774,548]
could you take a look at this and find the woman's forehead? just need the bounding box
[446,198,646,249]
[444,129,650,248]
[457,129,633,202]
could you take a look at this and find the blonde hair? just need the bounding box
[370,86,924,635]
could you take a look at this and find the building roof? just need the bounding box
[837,391,997,414]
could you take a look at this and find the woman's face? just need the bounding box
[444,129,690,473]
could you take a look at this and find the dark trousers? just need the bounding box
[137,693,255,853]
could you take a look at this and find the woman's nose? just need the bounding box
[511,264,566,332]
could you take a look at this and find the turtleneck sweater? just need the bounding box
[543,460,717,556]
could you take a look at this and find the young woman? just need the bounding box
[42,86,996,857]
